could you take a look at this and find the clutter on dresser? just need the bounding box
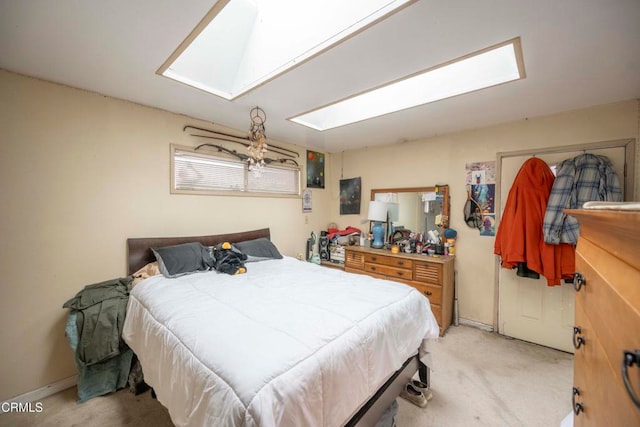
[386,226,457,257]
[306,227,351,267]
[326,225,362,245]
[370,185,450,253]
[330,245,345,263]
[313,225,362,266]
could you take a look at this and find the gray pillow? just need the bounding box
[234,238,282,262]
[151,242,214,278]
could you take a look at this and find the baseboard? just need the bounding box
[458,317,494,332]
[2,375,77,404]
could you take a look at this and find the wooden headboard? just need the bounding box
[126,228,271,275]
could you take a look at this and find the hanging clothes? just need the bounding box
[543,153,622,244]
[494,157,575,286]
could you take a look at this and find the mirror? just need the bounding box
[370,185,450,244]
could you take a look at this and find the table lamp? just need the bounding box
[368,201,387,249]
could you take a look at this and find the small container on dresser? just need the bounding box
[566,208,640,426]
[344,246,455,336]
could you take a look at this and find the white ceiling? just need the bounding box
[1,0,639,154]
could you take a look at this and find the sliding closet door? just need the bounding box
[498,146,626,352]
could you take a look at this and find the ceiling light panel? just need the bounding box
[290,38,525,131]
[159,0,415,100]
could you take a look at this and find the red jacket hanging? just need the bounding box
[494,157,574,286]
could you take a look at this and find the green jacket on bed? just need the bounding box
[63,276,132,366]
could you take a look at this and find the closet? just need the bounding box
[495,139,633,351]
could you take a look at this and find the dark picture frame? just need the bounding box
[306,150,325,188]
[340,177,362,215]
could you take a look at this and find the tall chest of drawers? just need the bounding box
[567,209,640,426]
[344,246,454,336]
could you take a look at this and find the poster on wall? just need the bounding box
[302,188,312,213]
[306,150,325,188]
[465,161,496,236]
[339,177,361,215]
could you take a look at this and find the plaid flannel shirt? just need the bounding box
[543,153,622,244]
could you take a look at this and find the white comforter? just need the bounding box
[123,256,439,427]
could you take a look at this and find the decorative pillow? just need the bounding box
[234,238,283,262]
[151,242,214,278]
[131,262,161,287]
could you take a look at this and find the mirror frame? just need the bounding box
[370,185,450,229]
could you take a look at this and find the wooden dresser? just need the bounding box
[344,246,454,336]
[567,209,640,426]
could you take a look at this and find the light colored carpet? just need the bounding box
[396,324,573,426]
[0,325,573,427]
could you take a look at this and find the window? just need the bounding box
[171,145,300,196]
[158,0,414,99]
[290,38,525,130]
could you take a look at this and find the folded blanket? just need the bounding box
[582,201,640,210]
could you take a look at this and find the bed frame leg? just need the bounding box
[418,359,430,388]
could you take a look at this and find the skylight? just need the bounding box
[159,0,415,100]
[290,38,525,131]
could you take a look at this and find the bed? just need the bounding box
[123,228,439,426]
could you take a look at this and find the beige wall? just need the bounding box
[0,70,331,401]
[328,99,639,327]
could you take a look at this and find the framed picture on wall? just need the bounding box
[339,177,361,215]
[306,150,325,188]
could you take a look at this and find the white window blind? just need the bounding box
[173,147,300,196]
[247,164,298,194]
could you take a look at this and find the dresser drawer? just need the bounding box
[414,261,442,285]
[352,270,415,290]
[364,263,412,281]
[410,282,443,304]
[356,270,388,281]
[345,251,364,269]
[364,253,413,269]
[573,300,640,426]
[575,239,640,373]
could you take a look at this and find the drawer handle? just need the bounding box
[423,290,432,297]
[397,261,404,266]
[622,350,640,409]
[370,266,376,271]
[371,256,377,261]
[573,272,586,292]
[572,387,584,415]
[573,326,585,350]
[396,271,404,277]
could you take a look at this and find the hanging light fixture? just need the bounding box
[248,106,268,176]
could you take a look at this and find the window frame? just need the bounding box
[170,144,301,198]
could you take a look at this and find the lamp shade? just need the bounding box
[367,201,387,222]
[386,202,400,222]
